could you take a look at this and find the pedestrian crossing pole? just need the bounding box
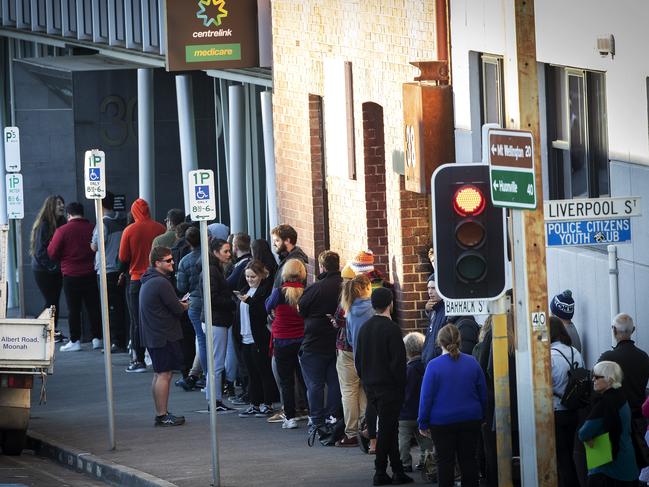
[189,169,220,487]
[502,1,557,486]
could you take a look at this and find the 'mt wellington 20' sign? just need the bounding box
[165,0,259,71]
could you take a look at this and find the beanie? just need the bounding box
[350,249,374,275]
[371,287,393,310]
[550,290,574,320]
[207,223,230,241]
[341,264,356,279]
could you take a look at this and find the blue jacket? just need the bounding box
[176,248,203,311]
[345,297,374,352]
[418,353,487,429]
[421,301,446,364]
[400,356,425,421]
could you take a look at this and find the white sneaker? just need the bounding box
[60,340,81,352]
[282,418,298,429]
[92,338,103,350]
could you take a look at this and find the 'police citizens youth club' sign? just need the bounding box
[165,0,259,71]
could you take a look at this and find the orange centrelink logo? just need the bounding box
[196,0,228,27]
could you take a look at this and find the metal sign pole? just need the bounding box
[15,219,24,317]
[96,195,115,449]
[200,220,220,487]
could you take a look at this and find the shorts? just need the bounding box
[147,340,184,373]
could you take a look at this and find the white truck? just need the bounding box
[0,224,55,455]
[0,307,55,455]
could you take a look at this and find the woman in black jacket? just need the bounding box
[199,238,237,412]
[29,195,66,341]
[233,260,279,418]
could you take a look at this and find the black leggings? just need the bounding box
[33,269,62,329]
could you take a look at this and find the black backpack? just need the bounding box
[552,347,591,410]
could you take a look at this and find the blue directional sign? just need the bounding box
[545,218,631,246]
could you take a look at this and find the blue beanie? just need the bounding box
[550,290,574,320]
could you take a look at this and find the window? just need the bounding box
[546,66,608,198]
[479,54,505,126]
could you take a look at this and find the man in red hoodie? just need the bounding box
[48,202,102,352]
[119,198,165,372]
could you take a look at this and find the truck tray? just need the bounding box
[0,308,55,374]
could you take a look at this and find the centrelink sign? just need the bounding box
[165,0,259,71]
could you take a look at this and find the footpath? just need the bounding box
[25,340,425,487]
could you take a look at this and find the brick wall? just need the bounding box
[271,1,439,330]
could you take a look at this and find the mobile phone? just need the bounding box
[233,290,241,296]
[181,293,190,302]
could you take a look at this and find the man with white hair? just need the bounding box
[598,312,649,417]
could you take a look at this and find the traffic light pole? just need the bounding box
[502,1,557,486]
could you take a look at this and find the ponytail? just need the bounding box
[340,274,371,312]
[436,323,461,360]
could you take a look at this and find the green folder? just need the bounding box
[584,432,613,469]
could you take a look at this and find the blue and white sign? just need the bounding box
[83,149,106,200]
[188,170,216,221]
[545,218,632,247]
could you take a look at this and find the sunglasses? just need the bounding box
[161,258,174,263]
[592,375,605,380]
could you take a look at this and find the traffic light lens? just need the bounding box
[456,220,485,248]
[453,185,485,216]
[456,252,487,283]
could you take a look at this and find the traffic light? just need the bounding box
[432,163,506,300]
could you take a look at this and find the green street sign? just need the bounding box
[488,128,537,209]
[490,169,535,207]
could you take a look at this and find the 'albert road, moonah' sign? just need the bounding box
[544,197,641,221]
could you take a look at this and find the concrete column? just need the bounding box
[137,69,155,214]
[228,85,246,233]
[260,90,278,231]
[176,74,199,215]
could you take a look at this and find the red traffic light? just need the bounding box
[453,185,485,216]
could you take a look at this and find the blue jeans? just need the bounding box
[225,327,238,384]
[188,307,206,373]
[299,350,341,426]
[202,324,228,402]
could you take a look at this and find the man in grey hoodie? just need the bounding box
[139,246,189,427]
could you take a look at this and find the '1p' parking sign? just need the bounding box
[84,150,106,200]
[189,170,216,221]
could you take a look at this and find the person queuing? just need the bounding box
[91,191,128,353]
[298,250,343,437]
[355,287,412,486]
[48,202,102,352]
[30,194,66,342]
[265,258,307,430]
[118,198,165,373]
[152,209,185,249]
[199,238,236,412]
[550,316,584,487]
[338,273,374,449]
[139,246,189,427]
[270,224,308,288]
[418,324,487,487]
[578,361,638,486]
[234,260,278,417]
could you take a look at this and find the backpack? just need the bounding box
[307,418,345,447]
[552,347,591,410]
[449,315,481,354]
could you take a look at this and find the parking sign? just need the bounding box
[189,170,216,221]
[84,150,106,200]
[3,127,21,172]
[5,173,24,219]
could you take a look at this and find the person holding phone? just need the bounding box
[233,260,278,418]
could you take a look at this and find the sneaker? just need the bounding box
[125,362,147,373]
[175,375,197,391]
[335,435,359,447]
[111,344,128,354]
[231,393,249,406]
[391,472,414,484]
[238,405,260,417]
[255,404,274,417]
[92,338,103,350]
[54,330,66,343]
[60,340,81,352]
[155,413,186,427]
[282,417,299,429]
[223,381,236,398]
[194,377,206,389]
[267,411,286,423]
[213,401,235,412]
[372,472,393,486]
